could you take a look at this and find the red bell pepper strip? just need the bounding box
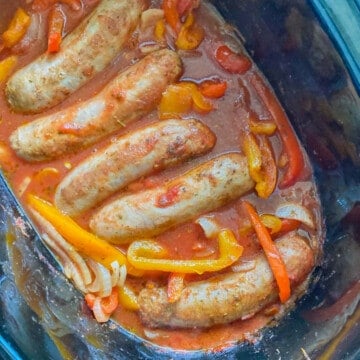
[249,72,304,188]
[47,5,65,53]
[243,201,291,303]
[215,45,252,74]
[199,79,227,98]
[163,0,180,33]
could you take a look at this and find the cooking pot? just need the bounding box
[0,0,359,359]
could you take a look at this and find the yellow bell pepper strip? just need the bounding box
[0,56,18,83]
[243,133,263,183]
[27,194,141,276]
[163,0,180,33]
[255,135,277,199]
[260,214,282,234]
[47,4,65,53]
[154,19,166,41]
[127,229,243,275]
[243,133,277,199]
[243,201,291,303]
[159,81,213,119]
[199,79,227,99]
[167,273,185,303]
[249,119,277,136]
[118,285,140,311]
[175,12,204,50]
[249,72,304,188]
[2,8,31,49]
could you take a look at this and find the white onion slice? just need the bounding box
[195,216,221,238]
[231,259,256,273]
[117,265,127,288]
[92,297,111,323]
[86,259,112,297]
[31,209,92,285]
[275,203,315,229]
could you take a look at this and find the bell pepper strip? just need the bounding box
[177,0,200,17]
[154,19,166,41]
[163,0,180,32]
[249,72,304,188]
[99,286,119,313]
[243,201,291,303]
[118,285,140,311]
[260,214,282,234]
[175,12,204,50]
[199,79,227,98]
[85,287,119,322]
[2,8,31,49]
[27,194,141,276]
[255,135,277,199]
[159,81,213,119]
[47,5,65,53]
[158,83,193,119]
[249,119,277,136]
[127,229,243,275]
[167,273,185,303]
[215,45,252,74]
[0,56,18,83]
[243,133,263,183]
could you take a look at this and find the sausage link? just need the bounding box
[138,233,315,328]
[10,49,182,161]
[55,119,216,216]
[90,153,254,243]
[6,0,146,113]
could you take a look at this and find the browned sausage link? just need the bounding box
[138,233,315,328]
[89,153,254,243]
[9,49,182,162]
[55,119,216,216]
[6,0,146,113]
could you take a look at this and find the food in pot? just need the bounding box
[0,0,324,351]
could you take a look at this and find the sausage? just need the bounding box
[138,233,315,328]
[6,0,146,113]
[9,49,182,161]
[55,119,216,216]
[90,153,254,243]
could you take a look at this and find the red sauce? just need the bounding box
[0,0,322,351]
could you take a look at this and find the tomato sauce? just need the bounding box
[0,0,323,351]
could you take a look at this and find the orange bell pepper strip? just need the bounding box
[2,8,31,48]
[0,56,18,83]
[215,45,252,74]
[127,229,243,275]
[99,287,119,314]
[47,5,65,53]
[243,201,291,303]
[199,79,227,98]
[27,194,141,276]
[163,0,181,32]
[167,273,185,303]
[249,72,304,188]
[175,12,204,50]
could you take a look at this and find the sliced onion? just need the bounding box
[110,261,120,287]
[118,265,127,288]
[86,259,112,297]
[195,215,221,238]
[17,176,31,198]
[231,259,256,273]
[42,233,86,292]
[31,209,92,285]
[92,297,111,323]
[275,203,315,229]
